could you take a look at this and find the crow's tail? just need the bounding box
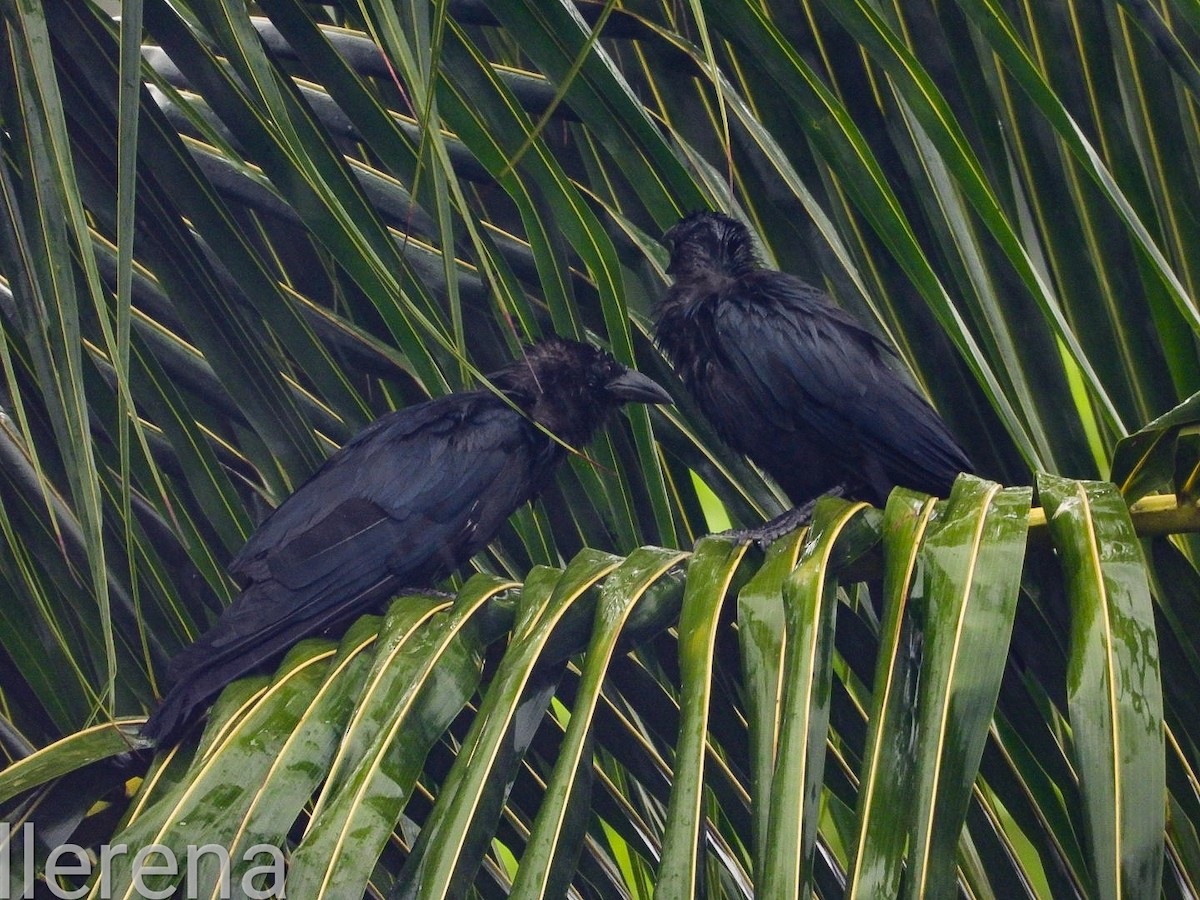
[141,578,396,746]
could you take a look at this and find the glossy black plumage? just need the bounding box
[142,338,670,745]
[656,211,971,514]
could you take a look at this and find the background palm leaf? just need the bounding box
[1,0,1198,895]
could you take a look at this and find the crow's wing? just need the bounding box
[170,394,549,682]
[713,274,971,492]
[231,393,545,582]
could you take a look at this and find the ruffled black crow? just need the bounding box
[656,211,972,536]
[142,337,670,745]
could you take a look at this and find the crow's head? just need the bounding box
[493,338,671,446]
[663,211,759,279]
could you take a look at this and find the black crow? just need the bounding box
[656,211,972,537]
[142,338,671,745]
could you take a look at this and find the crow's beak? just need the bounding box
[661,227,679,275]
[605,368,673,405]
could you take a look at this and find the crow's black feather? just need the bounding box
[142,338,670,745]
[656,210,971,513]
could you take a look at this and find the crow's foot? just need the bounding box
[717,487,847,547]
